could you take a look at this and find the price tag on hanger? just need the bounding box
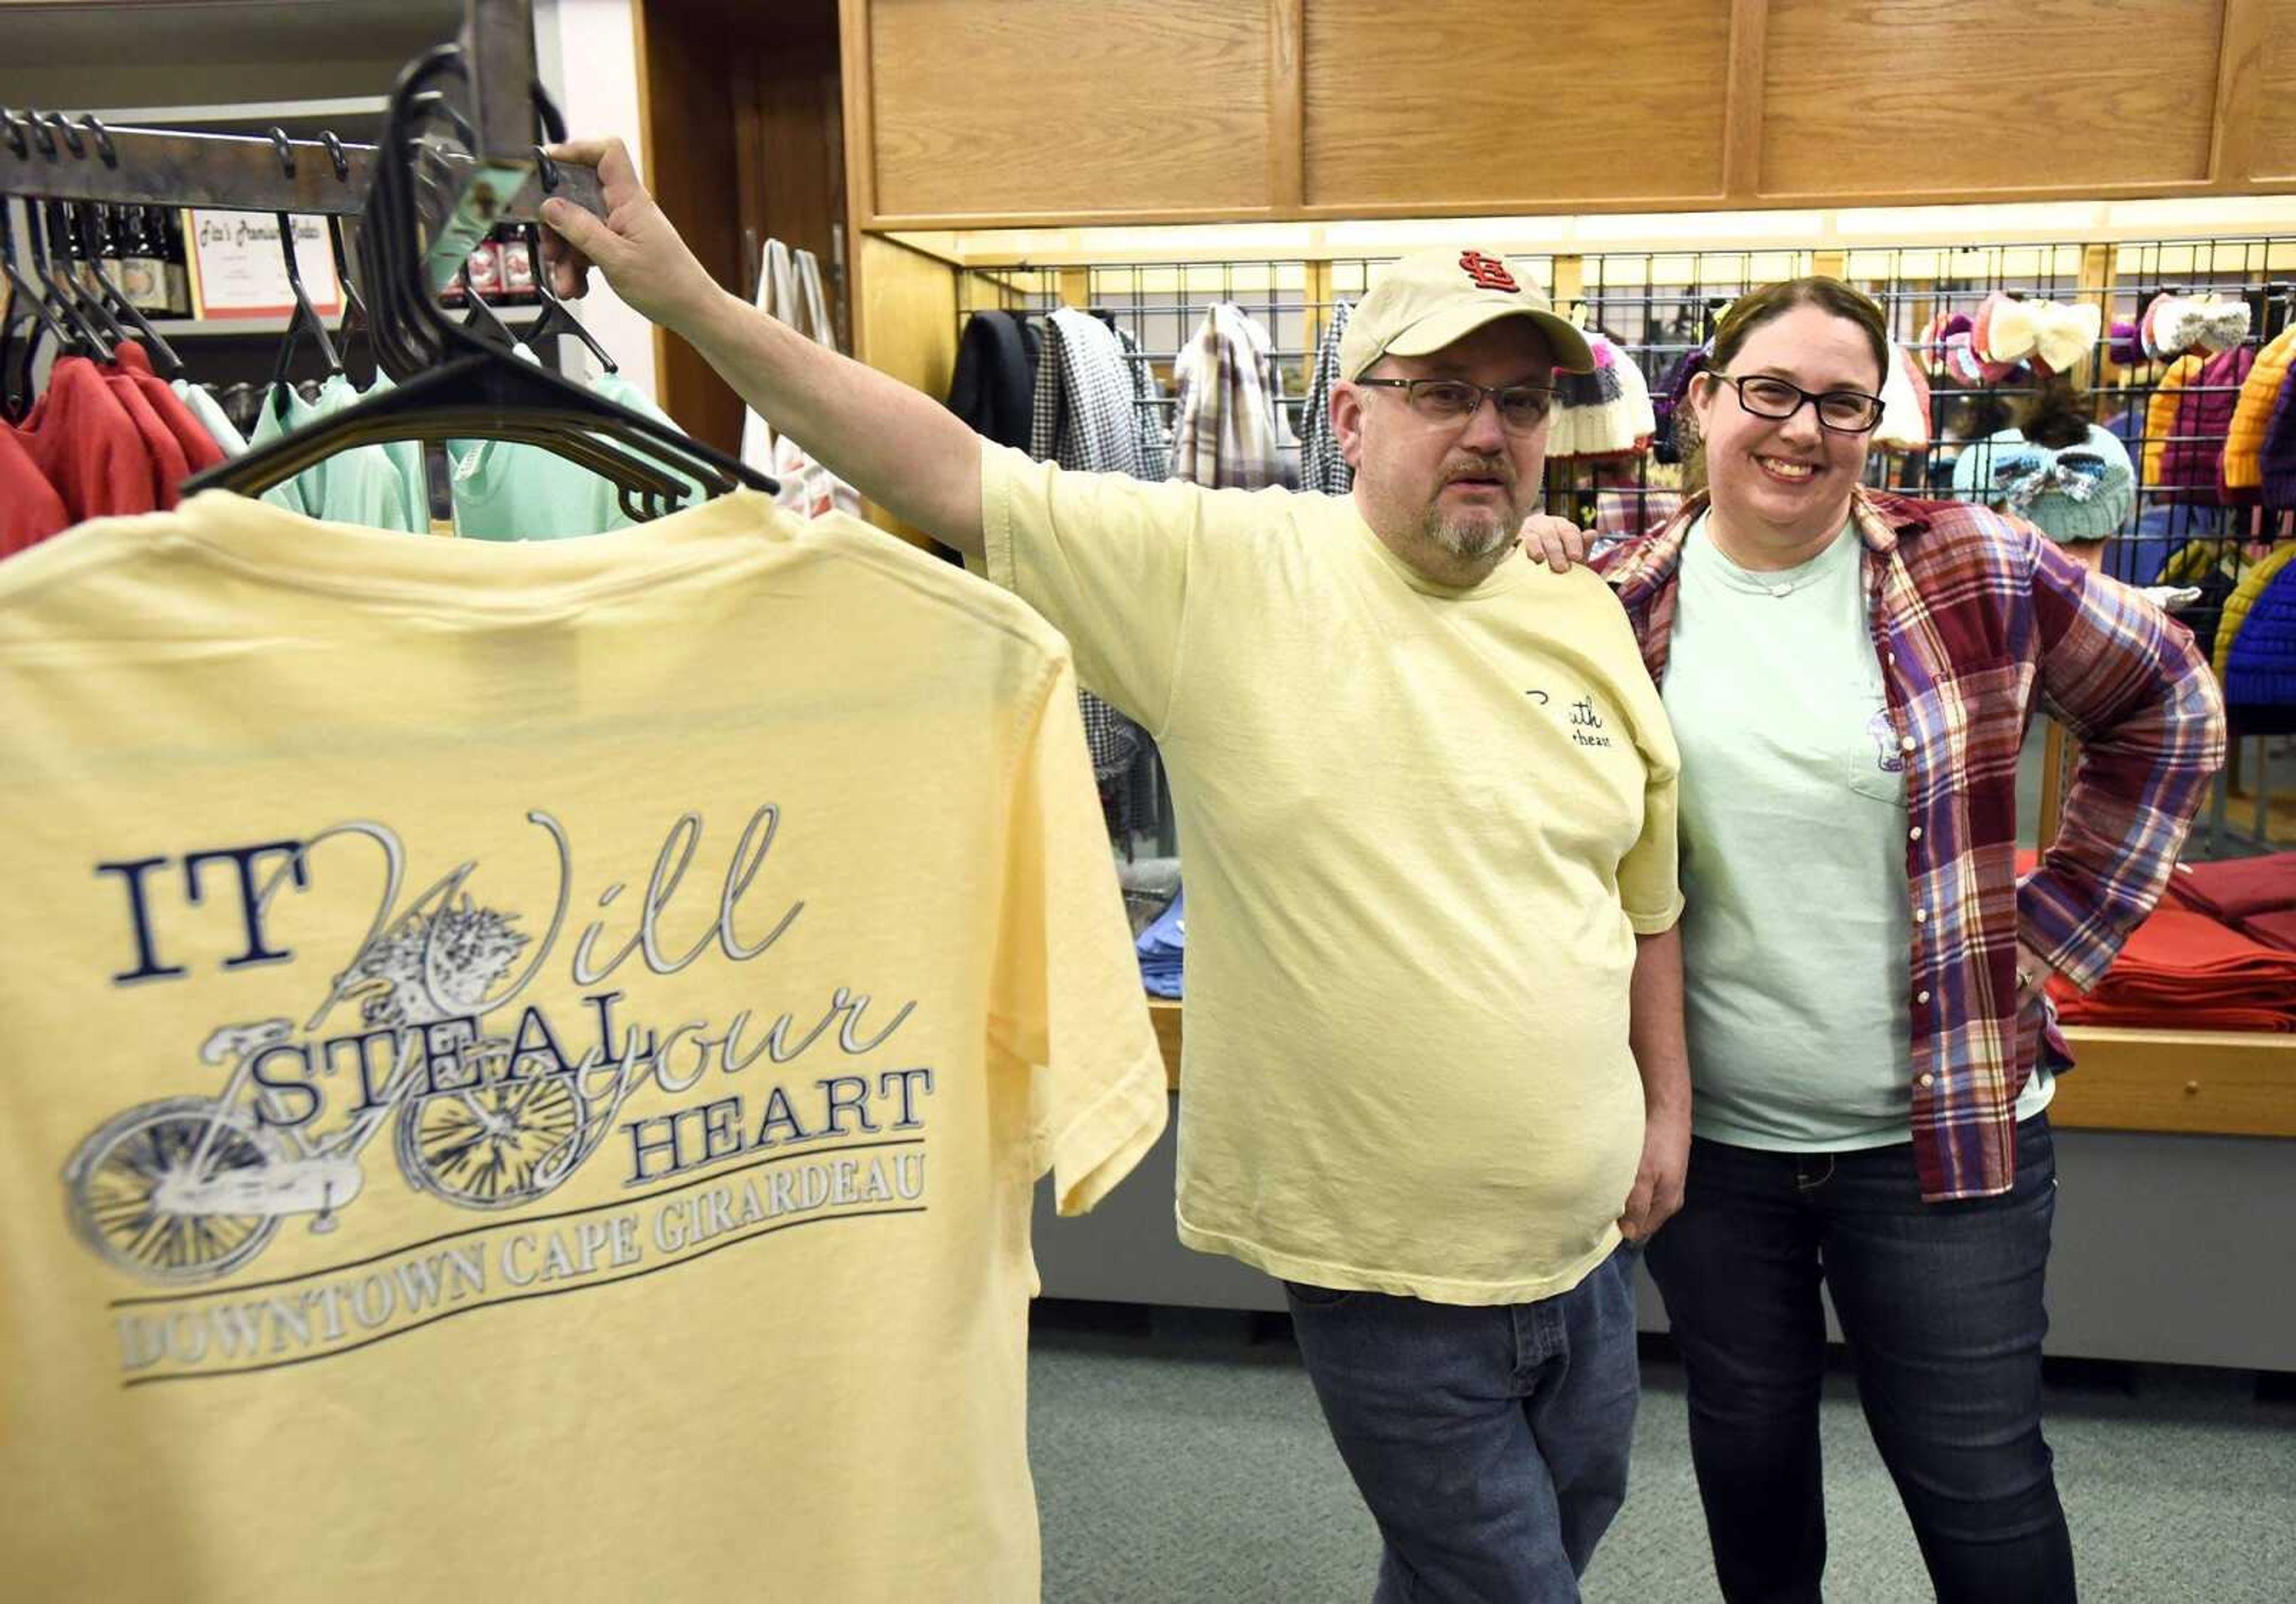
[185,210,343,321]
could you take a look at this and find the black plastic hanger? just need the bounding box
[457,259,518,349]
[63,143,187,380]
[187,43,774,519]
[29,199,118,354]
[1,186,85,417]
[516,146,615,375]
[317,131,377,387]
[259,130,343,421]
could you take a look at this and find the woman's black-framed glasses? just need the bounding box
[1706,371,1885,433]
[1354,377,1556,432]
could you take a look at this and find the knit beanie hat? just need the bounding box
[1971,292,2031,384]
[2263,362,2296,511]
[1873,343,1931,453]
[1651,346,1709,465]
[1549,333,1655,459]
[2108,318,2146,368]
[1951,423,2134,542]
[2144,292,2252,360]
[2223,325,2295,492]
[1919,311,1968,376]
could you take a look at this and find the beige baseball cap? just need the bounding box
[1339,248,1595,381]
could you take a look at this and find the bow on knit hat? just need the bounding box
[1974,296,2103,378]
[2142,293,2251,361]
[1992,450,2114,510]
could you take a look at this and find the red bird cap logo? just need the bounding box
[1458,251,1520,293]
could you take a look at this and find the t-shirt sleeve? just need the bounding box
[993,649,1170,1215]
[1620,672,1685,934]
[976,439,1202,734]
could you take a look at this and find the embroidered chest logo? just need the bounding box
[1867,707,1906,773]
[1458,251,1519,293]
[1568,695,1614,748]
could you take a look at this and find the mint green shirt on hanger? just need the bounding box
[1661,514,2051,1152]
[245,386,317,516]
[316,374,428,530]
[450,360,706,540]
[243,379,425,531]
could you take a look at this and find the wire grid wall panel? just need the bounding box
[955,236,2294,853]
[956,233,2293,592]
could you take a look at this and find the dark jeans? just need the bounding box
[1284,1244,1640,1603]
[1644,1116,2075,1604]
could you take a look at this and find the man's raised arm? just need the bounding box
[541,138,986,557]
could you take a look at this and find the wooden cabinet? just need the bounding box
[1301,0,1734,212]
[1759,1,2224,199]
[857,0,1274,222]
[841,0,2296,228]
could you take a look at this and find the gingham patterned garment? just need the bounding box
[1118,326,1172,485]
[1030,307,1153,479]
[1170,303,1289,490]
[1299,301,1355,494]
[1601,489,2225,1200]
[1029,307,1163,789]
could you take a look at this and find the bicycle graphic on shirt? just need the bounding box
[63,900,609,1285]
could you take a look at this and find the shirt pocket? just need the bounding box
[1843,696,1912,807]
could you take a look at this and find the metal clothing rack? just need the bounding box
[0,0,600,292]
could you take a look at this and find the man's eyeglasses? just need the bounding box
[1354,377,1556,432]
[1706,372,1885,434]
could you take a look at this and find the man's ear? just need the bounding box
[1333,382,1366,470]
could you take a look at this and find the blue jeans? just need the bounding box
[1284,1245,1640,1603]
[1644,1116,2075,1604]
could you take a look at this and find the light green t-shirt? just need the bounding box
[978,442,1683,1303]
[243,380,424,532]
[451,366,704,540]
[244,386,317,517]
[1663,515,2051,1151]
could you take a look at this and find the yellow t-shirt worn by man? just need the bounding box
[980,443,1683,1305]
[0,490,1167,1603]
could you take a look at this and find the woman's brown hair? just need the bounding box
[1683,277,1892,491]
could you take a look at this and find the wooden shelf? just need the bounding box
[1141,1001,2295,1139]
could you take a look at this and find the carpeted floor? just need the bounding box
[1027,1304,2296,1602]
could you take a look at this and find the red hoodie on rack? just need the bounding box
[2,355,154,525]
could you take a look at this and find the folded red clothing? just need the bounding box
[2170,852,2296,922]
[2163,864,2228,921]
[2092,909,2296,979]
[2053,1000,2295,1032]
[2240,909,2296,954]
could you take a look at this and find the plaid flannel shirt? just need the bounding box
[1599,488,2225,1200]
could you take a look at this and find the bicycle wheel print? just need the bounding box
[65,1097,285,1284]
[394,1074,589,1209]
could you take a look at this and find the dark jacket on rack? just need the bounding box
[946,310,1040,451]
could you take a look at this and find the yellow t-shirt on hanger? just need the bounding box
[978,442,1683,1307]
[0,489,1166,1604]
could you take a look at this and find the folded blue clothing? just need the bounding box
[1136,889,1185,997]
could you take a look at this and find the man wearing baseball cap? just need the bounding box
[545,139,1688,1600]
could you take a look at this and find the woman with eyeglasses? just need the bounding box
[1526,277,2222,1603]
